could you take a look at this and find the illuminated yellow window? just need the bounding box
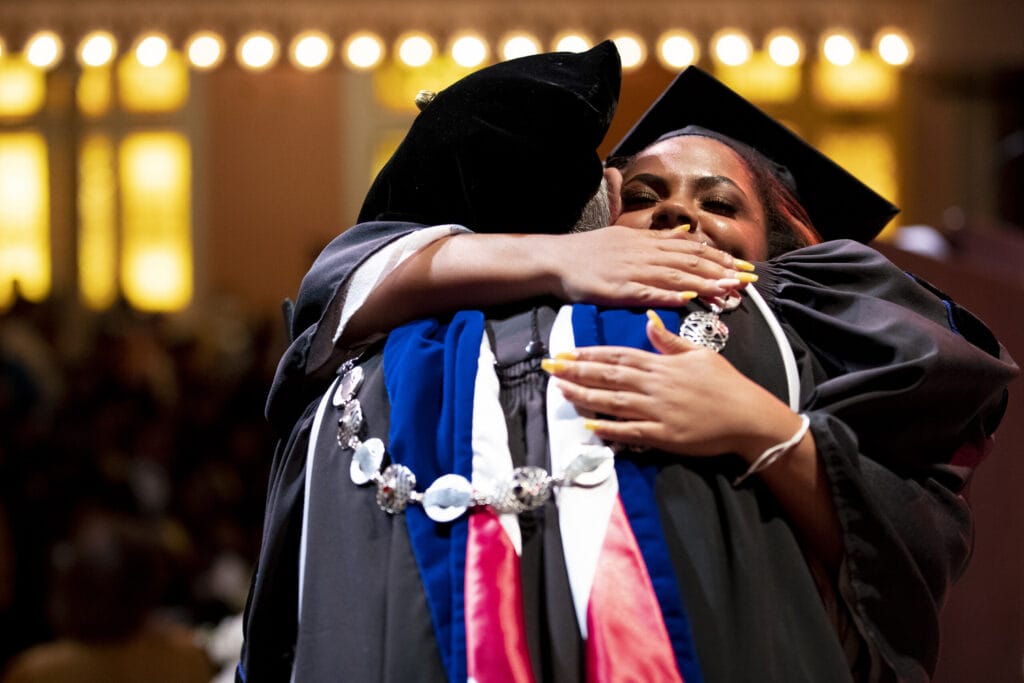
[817,127,900,237]
[117,49,189,113]
[373,55,477,112]
[77,66,114,118]
[812,54,898,110]
[714,53,802,104]
[0,56,47,120]
[0,132,50,309]
[78,133,119,310]
[119,132,192,311]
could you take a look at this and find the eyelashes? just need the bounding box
[620,187,659,210]
[620,186,739,217]
[700,197,738,216]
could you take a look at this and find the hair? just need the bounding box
[608,137,823,259]
[570,176,611,233]
[719,138,821,258]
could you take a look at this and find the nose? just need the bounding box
[651,202,692,231]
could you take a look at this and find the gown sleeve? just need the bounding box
[754,239,1019,682]
[264,221,468,433]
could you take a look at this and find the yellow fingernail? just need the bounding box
[669,224,691,234]
[736,272,759,283]
[645,309,666,330]
[680,290,698,301]
[541,358,567,373]
[583,419,601,431]
[554,350,579,360]
[733,258,756,272]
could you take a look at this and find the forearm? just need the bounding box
[341,232,560,343]
[738,413,843,571]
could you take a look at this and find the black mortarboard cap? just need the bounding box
[609,66,899,243]
[358,41,621,234]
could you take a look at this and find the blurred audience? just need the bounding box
[0,295,282,680]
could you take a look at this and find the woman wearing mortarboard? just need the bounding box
[239,43,1017,683]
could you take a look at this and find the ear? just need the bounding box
[603,166,623,224]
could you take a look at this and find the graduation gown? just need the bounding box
[239,224,1017,683]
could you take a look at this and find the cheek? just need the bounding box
[705,217,767,259]
[615,210,653,231]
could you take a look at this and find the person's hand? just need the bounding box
[542,226,757,308]
[541,311,800,459]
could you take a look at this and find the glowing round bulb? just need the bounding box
[136,34,169,67]
[767,33,802,67]
[554,33,591,54]
[239,32,279,70]
[500,34,540,60]
[823,33,857,66]
[611,33,646,70]
[344,33,384,70]
[26,31,63,69]
[713,30,752,66]
[186,32,225,69]
[79,31,116,68]
[657,32,698,69]
[397,33,434,67]
[877,31,913,66]
[291,31,332,70]
[451,34,487,68]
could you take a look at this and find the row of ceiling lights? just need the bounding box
[2,27,915,73]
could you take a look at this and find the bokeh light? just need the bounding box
[657,31,699,69]
[610,32,646,71]
[450,33,488,68]
[500,33,541,61]
[78,31,117,68]
[396,32,435,67]
[290,31,333,70]
[25,31,63,69]
[344,32,385,70]
[238,31,279,70]
[876,29,913,66]
[553,32,592,54]
[767,31,803,67]
[186,31,225,70]
[135,33,170,68]
[713,29,752,66]
[822,31,857,66]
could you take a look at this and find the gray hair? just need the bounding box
[570,177,611,233]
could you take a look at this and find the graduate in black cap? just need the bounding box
[245,57,1017,683]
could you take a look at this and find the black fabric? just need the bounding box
[755,239,1018,682]
[609,67,899,243]
[358,41,620,235]
[242,237,1017,683]
[265,221,427,434]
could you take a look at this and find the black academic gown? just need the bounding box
[239,224,1017,683]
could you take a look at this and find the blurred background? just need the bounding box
[0,0,1021,680]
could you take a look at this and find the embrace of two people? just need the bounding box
[239,42,1017,683]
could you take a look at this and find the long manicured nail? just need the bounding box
[736,272,758,283]
[583,419,601,431]
[715,278,741,289]
[541,358,569,373]
[669,224,692,234]
[554,350,578,360]
[646,309,666,329]
[733,258,756,272]
[679,290,698,302]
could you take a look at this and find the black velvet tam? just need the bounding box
[610,66,899,243]
[358,41,621,234]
